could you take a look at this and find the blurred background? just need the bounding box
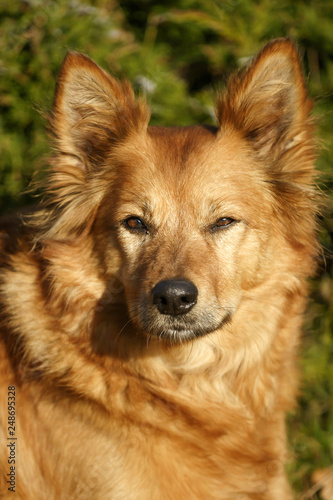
[0,0,332,495]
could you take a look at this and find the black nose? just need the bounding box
[152,279,198,316]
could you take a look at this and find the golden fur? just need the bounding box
[0,39,319,499]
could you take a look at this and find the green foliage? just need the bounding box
[0,0,332,495]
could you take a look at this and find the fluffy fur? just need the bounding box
[0,39,319,499]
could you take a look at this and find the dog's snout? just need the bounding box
[152,279,198,316]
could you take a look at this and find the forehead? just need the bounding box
[112,125,271,216]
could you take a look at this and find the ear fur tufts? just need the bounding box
[215,38,313,160]
[50,51,150,170]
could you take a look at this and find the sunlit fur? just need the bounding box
[0,39,320,499]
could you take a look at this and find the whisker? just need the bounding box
[114,317,134,343]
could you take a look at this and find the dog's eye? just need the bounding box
[211,217,236,232]
[123,217,148,233]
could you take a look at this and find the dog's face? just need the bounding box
[45,40,316,343]
[96,126,273,341]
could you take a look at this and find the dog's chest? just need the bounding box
[36,392,283,500]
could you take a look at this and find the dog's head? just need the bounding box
[38,39,318,343]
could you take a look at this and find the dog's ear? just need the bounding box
[216,39,312,161]
[51,52,150,170]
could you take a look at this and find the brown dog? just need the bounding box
[0,39,319,499]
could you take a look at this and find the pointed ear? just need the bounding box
[216,39,312,160]
[51,52,150,170]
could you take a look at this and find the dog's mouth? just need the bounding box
[150,312,233,341]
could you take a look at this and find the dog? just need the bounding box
[0,38,319,499]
